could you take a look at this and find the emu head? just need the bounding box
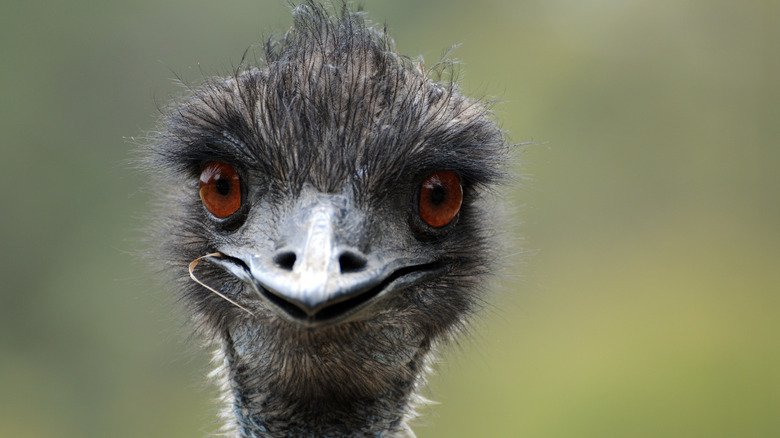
[144,2,508,434]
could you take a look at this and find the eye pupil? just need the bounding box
[215,178,231,196]
[429,186,446,205]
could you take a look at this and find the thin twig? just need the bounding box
[189,252,256,316]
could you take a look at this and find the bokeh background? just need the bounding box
[1,0,777,436]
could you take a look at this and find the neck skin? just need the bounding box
[214,317,433,438]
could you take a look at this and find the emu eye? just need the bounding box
[419,171,462,228]
[199,162,241,218]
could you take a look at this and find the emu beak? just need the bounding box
[214,190,445,328]
[248,203,392,320]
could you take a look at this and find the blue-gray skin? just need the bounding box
[143,2,509,436]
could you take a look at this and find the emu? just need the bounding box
[143,2,509,436]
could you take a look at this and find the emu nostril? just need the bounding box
[339,251,367,273]
[273,251,297,271]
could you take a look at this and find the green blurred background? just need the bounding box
[1,0,777,436]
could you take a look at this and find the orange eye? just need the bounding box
[199,162,241,218]
[419,171,462,228]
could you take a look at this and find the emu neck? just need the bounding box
[218,320,431,437]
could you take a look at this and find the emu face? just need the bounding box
[155,36,505,331]
[146,3,507,435]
